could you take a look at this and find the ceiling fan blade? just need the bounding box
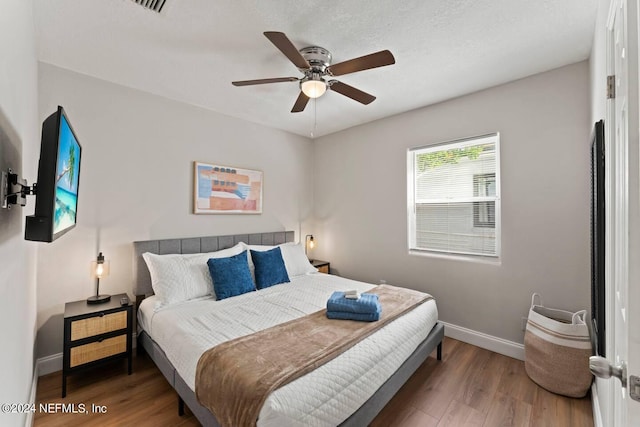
[291,92,310,113]
[264,32,310,69]
[232,77,298,86]
[327,50,395,76]
[329,81,376,105]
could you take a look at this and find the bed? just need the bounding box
[133,231,444,426]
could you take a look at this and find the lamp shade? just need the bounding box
[305,234,316,261]
[90,256,110,278]
[301,79,327,98]
[87,252,111,304]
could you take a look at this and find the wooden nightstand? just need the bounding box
[62,293,133,397]
[311,259,330,274]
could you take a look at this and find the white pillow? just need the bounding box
[279,242,318,277]
[242,242,317,278]
[143,243,245,309]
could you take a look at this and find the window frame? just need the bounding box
[407,133,501,259]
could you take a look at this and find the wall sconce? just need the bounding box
[305,234,315,261]
[87,252,111,304]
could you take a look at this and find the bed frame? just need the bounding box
[133,231,444,426]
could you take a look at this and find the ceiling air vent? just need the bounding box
[131,0,167,13]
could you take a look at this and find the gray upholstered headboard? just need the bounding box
[133,231,295,298]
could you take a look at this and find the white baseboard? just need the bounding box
[591,383,603,427]
[441,321,525,360]
[36,333,137,377]
[24,362,38,427]
[37,353,62,377]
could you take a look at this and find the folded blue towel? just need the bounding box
[326,309,381,322]
[326,291,381,314]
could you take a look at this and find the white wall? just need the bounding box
[313,62,590,345]
[0,1,39,426]
[36,63,314,358]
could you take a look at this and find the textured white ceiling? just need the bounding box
[35,0,597,138]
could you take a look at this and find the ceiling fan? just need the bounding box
[232,32,395,113]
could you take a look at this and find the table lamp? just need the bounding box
[87,252,111,304]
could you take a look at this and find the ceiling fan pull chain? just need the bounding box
[311,98,317,138]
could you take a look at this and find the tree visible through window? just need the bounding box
[408,134,500,257]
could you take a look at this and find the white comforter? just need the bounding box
[138,273,438,427]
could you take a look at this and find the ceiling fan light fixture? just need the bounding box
[233,32,395,112]
[301,78,327,98]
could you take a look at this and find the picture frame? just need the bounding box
[193,161,263,214]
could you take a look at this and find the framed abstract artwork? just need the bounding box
[193,162,263,214]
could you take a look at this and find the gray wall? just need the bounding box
[590,0,610,126]
[34,60,591,361]
[313,61,591,345]
[0,1,39,426]
[36,63,314,358]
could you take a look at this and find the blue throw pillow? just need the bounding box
[207,250,255,300]
[250,247,290,289]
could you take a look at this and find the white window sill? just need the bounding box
[408,249,502,266]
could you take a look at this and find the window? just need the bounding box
[473,173,496,228]
[407,134,500,257]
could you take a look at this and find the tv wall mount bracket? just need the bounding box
[1,169,36,209]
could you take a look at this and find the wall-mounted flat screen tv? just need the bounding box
[25,106,82,242]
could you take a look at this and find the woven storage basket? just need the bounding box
[524,293,592,398]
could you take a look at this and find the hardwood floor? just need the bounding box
[34,337,593,426]
[371,338,593,426]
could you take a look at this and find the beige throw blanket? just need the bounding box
[195,284,433,427]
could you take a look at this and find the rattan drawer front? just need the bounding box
[317,265,329,274]
[70,335,127,367]
[70,311,127,341]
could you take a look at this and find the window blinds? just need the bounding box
[408,134,500,257]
